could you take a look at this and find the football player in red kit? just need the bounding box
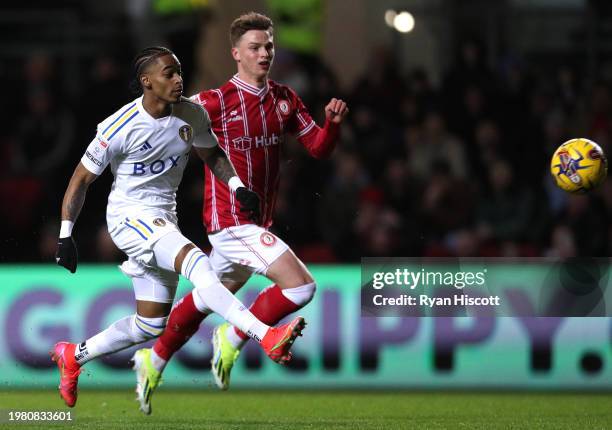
[133,12,347,411]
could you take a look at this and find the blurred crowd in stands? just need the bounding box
[2,34,611,263]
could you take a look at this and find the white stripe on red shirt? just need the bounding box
[195,77,319,232]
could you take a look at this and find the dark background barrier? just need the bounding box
[1,0,611,264]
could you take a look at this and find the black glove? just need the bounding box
[235,187,261,224]
[56,236,78,273]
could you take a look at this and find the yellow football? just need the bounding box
[550,138,608,194]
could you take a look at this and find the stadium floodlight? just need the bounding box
[393,11,415,33]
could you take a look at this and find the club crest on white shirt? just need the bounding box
[153,218,166,227]
[179,125,193,142]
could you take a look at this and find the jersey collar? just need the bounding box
[136,96,173,128]
[230,74,269,98]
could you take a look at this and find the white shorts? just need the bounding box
[208,224,289,284]
[110,214,191,303]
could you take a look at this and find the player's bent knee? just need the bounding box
[152,231,193,272]
[282,282,317,307]
[190,272,221,314]
[302,272,315,285]
[277,272,314,291]
[296,260,315,286]
[292,266,314,286]
[131,314,168,342]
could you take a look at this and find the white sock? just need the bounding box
[225,325,248,349]
[182,248,269,342]
[75,314,167,366]
[150,348,168,372]
[281,282,316,306]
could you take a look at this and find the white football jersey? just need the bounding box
[81,96,218,228]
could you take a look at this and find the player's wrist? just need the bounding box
[59,220,74,238]
[228,176,246,192]
[324,117,340,129]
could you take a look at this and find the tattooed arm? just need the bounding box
[194,146,262,223]
[56,162,98,273]
[194,146,237,184]
[61,162,99,221]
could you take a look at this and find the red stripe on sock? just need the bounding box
[234,285,301,340]
[153,292,207,361]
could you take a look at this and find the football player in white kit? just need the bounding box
[50,47,305,411]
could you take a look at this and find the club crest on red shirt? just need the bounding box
[278,99,290,115]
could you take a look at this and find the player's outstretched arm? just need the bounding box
[56,162,98,273]
[194,146,261,223]
[299,97,349,159]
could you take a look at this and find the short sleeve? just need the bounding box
[80,132,119,175]
[192,104,219,149]
[191,90,220,119]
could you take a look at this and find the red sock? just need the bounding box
[153,292,207,361]
[234,285,301,340]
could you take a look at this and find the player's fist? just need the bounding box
[324,98,349,124]
[236,187,261,224]
[56,236,78,273]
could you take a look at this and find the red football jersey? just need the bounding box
[192,75,317,232]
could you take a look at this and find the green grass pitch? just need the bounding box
[0,390,611,429]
